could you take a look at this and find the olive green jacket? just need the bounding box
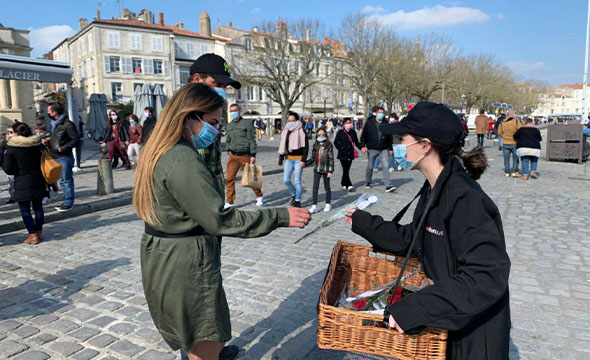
[150,138,289,235]
[225,117,257,156]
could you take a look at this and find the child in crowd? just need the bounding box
[309,128,334,213]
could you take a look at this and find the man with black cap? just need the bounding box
[359,106,395,192]
[346,102,511,360]
[181,53,241,360]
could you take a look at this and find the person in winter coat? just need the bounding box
[345,102,511,360]
[278,112,309,208]
[100,110,131,170]
[513,118,542,180]
[474,109,489,147]
[309,128,334,214]
[495,114,506,150]
[360,106,395,192]
[334,118,362,192]
[498,110,521,177]
[47,102,80,212]
[126,114,143,167]
[133,83,311,360]
[2,122,48,245]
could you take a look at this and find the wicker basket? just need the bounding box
[317,241,448,359]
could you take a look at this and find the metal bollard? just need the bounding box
[97,147,114,195]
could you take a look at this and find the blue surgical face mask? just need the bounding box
[112,114,119,120]
[130,121,136,126]
[317,137,327,142]
[213,87,226,100]
[188,115,220,149]
[376,113,385,120]
[230,112,240,120]
[393,141,424,171]
[287,121,296,128]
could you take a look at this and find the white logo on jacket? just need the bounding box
[425,226,444,236]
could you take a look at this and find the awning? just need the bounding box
[0,54,73,84]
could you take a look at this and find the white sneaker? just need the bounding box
[72,167,82,172]
[342,186,347,190]
[224,202,234,210]
[324,204,332,212]
[389,167,394,173]
[256,197,264,206]
[309,205,318,214]
[347,186,354,192]
[397,165,402,171]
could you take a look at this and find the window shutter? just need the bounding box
[126,58,133,73]
[104,55,110,73]
[163,60,169,76]
[143,58,154,74]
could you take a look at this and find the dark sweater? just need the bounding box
[513,127,542,149]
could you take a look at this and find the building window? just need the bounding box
[132,58,142,73]
[107,32,120,48]
[143,58,154,74]
[316,64,319,76]
[130,34,142,50]
[111,82,122,101]
[86,59,92,77]
[154,59,163,74]
[245,38,252,52]
[185,42,195,59]
[81,38,86,55]
[88,33,93,52]
[247,86,254,101]
[200,43,209,55]
[109,56,120,72]
[180,66,190,85]
[151,36,163,52]
[77,43,81,59]
[237,88,242,100]
[258,87,263,101]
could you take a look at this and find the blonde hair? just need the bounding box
[133,83,223,225]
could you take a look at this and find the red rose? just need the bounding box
[388,287,403,304]
[353,298,368,310]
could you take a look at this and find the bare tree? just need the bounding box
[339,13,388,115]
[406,34,458,101]
[375,35,413,113]
[231,19,331,126]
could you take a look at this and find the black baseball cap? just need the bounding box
[381,102,465,146]
[189,53,241,89]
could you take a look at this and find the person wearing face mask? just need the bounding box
[133,83,311,360]
[334,118,362,192]
[278,112,309,208]
[360,106,395,192]
[345,102,511,360]
[224,103,263,208]
[100,110,131,170]
[126,114,143,167]
[309,128,334,213]
[142,107,156,143]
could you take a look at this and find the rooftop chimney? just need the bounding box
[322,37,330,47]
[253,26,259,32]
[177,21,184,29]
[331,39,339,49]
[96,10,101,20]
[276,20,287,39]
[306,28,311,42]
[158,12,164,25]
[138,9,154,24]
[199,11,211,37]
[229,21,232,27]
[79,18,88,30]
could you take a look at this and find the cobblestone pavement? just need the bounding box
[1,134,590,359]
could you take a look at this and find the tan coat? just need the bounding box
[475,115,489,135]
[497,117,521,144]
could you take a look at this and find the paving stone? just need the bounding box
[29,314,58,326]
[11,350,50,360]
[28,333,57,346]
[0,319,22,331]
[87,334,118,348]
[136,349,176,360]
[48,341,83,357]
[108,339,144,357]
[69,327,101,341]
[88,315,117,327]
[71,348,100,360]
[0,339,28,357]
[108,322,137,335]
[45,318,80,334]
[67,308,100,321]
[12,325,40,339]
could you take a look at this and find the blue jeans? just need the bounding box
[521,156,538,176]
[55,156,75,207]
[374,155,397,170]
[502,144,519,174]
[18,199,44,234]
[498,137,503,149]
[283,159,303,201]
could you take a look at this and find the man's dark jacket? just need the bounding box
[50,116,80,158]
[360,116,393,151]
[351,156,511,360]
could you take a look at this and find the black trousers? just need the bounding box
[312,171,331,204]
[340,159,353,187]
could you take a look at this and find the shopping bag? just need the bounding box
[241,163,263,189]
[40,150,62,184]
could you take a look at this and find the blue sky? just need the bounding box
[1,0,587,85]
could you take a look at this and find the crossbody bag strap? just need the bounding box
[383,184,436,323]
[392,183,429,223]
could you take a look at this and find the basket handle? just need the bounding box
[383,184,435,325]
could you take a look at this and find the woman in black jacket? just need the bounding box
[345,102,511,360]
[100,110,131,169]
[334,119,362,191]
[2,123,48,245]
[513,118,542,180]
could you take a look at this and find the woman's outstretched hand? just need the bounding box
[344,209,355,226]
[287,207,312,229]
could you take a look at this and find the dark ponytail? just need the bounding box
[423,138,488,180]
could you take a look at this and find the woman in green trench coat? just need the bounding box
[133,83,312,360]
